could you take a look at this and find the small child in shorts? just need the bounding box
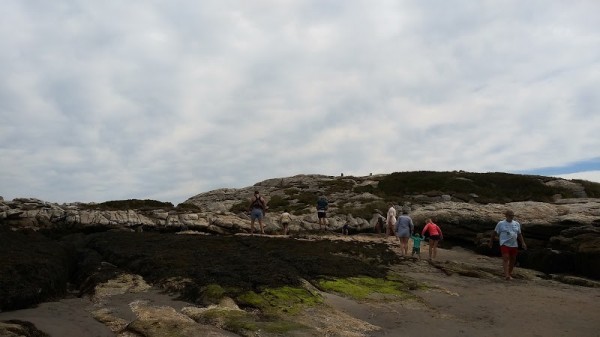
[411,233,424,259]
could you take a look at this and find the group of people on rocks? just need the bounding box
[248,190,527,280]
[248,190,331,236]
[384,202,443,260]
[382,202,527,279]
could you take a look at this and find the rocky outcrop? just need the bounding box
[2,175,600,279]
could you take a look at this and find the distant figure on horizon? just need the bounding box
[317,194,329,230]
[489,210,528,281]
[386,203,397,237]
[280,209,292,235]
[248,190,267,235]
[395,210,414,256]
[422,218,443,260]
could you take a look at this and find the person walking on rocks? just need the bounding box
[489,210,527,280]
[280,209,292,235]
[386,203,397,237]
[422,218,443,260]
[248,190,267,235]
[410,232,424,259]
[317,194,329,230]
[395,210,414,256]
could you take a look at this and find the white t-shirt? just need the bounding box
[387,206,397,225]
[280,212,292,223]
[494,220,521,247]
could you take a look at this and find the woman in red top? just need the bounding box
[422,218,443,260]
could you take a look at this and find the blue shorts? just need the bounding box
[251,208,263,221]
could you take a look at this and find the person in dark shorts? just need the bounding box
[422,218,443,260]
[489,210,528,280]
[248,190,267,235]
[316,194,329,230]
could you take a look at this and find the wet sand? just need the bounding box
[0,289,192,337]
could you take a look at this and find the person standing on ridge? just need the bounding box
[248,190,267,235]
[489,210,527,280]
[317,194,329,231]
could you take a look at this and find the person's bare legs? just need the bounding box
[401,237,409,256]
[250,219,255,235]
[427,241,433,260]
[502,252,512,280]
[259,218,264,234]
[508,254,518,278]
[431,240,439,259]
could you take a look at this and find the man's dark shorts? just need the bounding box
[317,210,326,219]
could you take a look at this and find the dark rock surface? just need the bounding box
[1,231,397,313]
[1,172,599,315]
[0,230,72,312]
[0,319,50,337]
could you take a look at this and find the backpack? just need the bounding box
[317,197,328,210]
[251,196,265,210]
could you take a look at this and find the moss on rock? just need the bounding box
[317,275,421,301]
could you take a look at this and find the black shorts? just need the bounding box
[429,235,440,241]
[317,210,327,218]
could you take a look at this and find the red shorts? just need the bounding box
[500,245,518,257]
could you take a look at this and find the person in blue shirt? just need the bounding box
[489,210,528,280]
[316,194,329,231]
[395,210,415,256]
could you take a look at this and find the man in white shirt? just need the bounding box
[489,210,528,280]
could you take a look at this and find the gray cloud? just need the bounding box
[1,0,599,204]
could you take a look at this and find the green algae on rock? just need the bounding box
[316,275,421,301]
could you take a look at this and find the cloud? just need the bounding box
[556,171,600,184]
[1,1,599,204]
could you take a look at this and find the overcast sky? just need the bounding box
[1,1,599,204]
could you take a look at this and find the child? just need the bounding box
[411,232,424,259]
[342,223,350,235]
[280,209,292,235]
